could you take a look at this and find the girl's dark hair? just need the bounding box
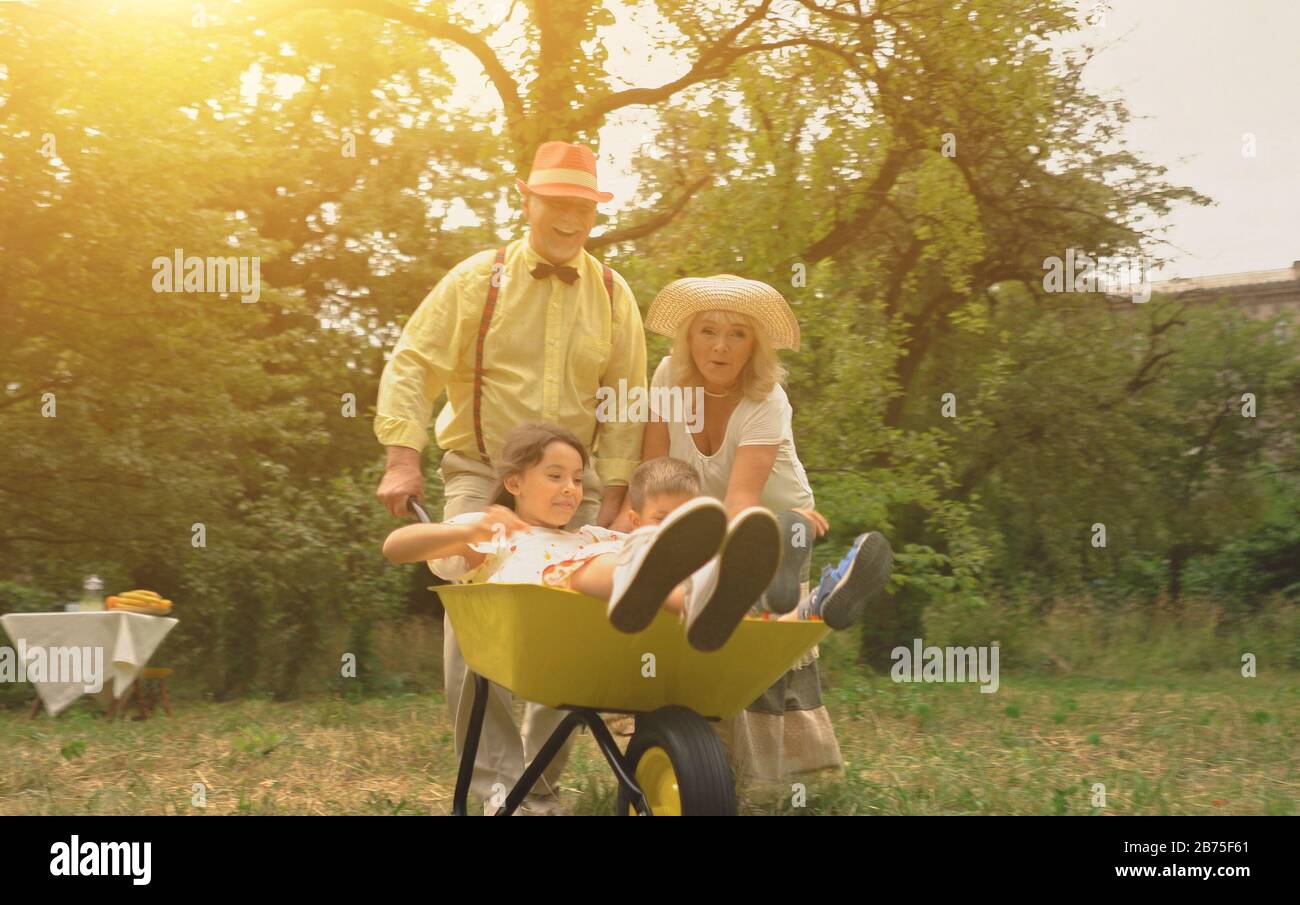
[488,421,590,510]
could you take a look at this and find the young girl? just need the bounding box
[382,422,783,652]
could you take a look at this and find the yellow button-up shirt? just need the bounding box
[374,236,647,486]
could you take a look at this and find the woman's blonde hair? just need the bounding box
[668,307,787,401]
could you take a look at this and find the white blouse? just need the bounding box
[651,356,815,513]
[428,511,625,584]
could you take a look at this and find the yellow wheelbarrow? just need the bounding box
[409,499,829,816]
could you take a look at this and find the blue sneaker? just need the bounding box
[798,532,893,629]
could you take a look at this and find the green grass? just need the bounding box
[5,618,1294,816]
[1,648,1295,815]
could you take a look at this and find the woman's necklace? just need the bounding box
[702,386,737,398]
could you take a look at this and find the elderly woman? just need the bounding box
[616,274,893,783]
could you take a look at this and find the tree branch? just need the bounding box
[1179,397,1236,505]
[880,236,925,320]
[571,0,775,129]
[236,0,525,127]
[793,0,884,25]
[800,144,914,262]
[730,37,871,79]
[585,172,712,249]
[576,33,870,130]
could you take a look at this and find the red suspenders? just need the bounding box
[471,247,616,465]
[470,247,508,464]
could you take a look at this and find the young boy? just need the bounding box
[623,456,810,621]
[624,456,702,529]
[626,456,893,628]
[620,456,771,639]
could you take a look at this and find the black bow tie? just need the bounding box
[531,262,579,284]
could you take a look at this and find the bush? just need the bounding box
[171,465,412,700]
[1184,497,1300,606]
[922,592,1299,677]
[0,580,64,615]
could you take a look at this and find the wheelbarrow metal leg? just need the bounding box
[452,672,491,817]
[452,673,652,816]
[580,711,651,816]
[491,710,650,816]
[495,711,585,816]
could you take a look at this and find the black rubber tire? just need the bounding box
[615,706,736,816]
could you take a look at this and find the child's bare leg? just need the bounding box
[568,554,687,614]
[661,584,686,616]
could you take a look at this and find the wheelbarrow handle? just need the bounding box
[407,495,433,524]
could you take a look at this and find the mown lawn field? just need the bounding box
[2,633,1294,816]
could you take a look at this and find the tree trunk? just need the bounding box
[1168,542,1187,607]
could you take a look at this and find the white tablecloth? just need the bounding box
[1,612,179,716]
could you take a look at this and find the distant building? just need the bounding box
[1110,260,1300,322]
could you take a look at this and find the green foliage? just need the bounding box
[1184,493,1300,605]
[232,726,289,758]
[922,593,1300,674]
[1,0,1295,698]
[0,581,63,615]
[175,464,411,699]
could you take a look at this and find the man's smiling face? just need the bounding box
[522,191,597,265]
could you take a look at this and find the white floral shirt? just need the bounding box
[427,511,626,585]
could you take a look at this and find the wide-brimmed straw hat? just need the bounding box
[514,141,614,203]
[645,275,801,351]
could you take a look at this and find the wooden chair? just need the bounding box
[140,667,174,717]
[107,668,173,720]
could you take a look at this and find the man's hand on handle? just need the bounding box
[379,445,425,518]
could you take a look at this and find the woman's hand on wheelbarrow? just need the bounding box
[790,507,830,539]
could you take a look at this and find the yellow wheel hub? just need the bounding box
[628,746,681,815]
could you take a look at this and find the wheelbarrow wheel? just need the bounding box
[616,706,735,816]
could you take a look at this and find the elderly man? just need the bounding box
[374,141,646,814]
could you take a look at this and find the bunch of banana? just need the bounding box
[107,589,173,614]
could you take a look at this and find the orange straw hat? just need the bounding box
[514,141,614,203]
[645,275,802,352]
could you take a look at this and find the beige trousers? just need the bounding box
[437,449,604,803]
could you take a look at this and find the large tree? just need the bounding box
[5,0,1274,687]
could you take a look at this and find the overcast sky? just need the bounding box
[1069,1,1300,279]
[448,1,1299,281]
